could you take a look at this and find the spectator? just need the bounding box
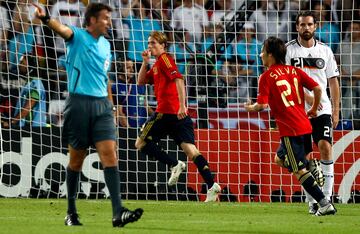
[94,0,133,61]
[233,22,262,100]
[112,60,153,128]
[0,0,9,52]
[2,53,47,128]
[123,0,162,68]
[168,29,196,75]
[219,61,243,103]
[249,0,297,42]
[50,0,85,57]
[311,1,340,53]
[336,21,360,125]
[171,0,209,42]
[200,24,233,72]
[7,1,37,72]
[0,0,9,86]
[210,0,235,26]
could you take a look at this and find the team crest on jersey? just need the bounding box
[153,67,158,75]
[315,58,325,69]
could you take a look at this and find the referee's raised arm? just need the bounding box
[32,3,73,40]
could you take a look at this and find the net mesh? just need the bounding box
[0,0,359,203]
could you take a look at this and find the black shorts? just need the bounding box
[276,134,313,173]
[310,114,333,145]
[62,94,116,149]
[139,113,195,146]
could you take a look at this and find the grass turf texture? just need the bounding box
[0,199,359,234]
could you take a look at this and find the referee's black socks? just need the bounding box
[299,171,325,203]
[66,167,80,215]
[193,155,214,188]
[104,167,122,218]
[141,141,178,167]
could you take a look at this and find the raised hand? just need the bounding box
[31,2,46,19]
[141,50,151,63]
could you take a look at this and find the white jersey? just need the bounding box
[285,39,339,116]
[171,4,209,42]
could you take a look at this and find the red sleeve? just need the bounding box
[159,54,182,80]
[296,67,319,90]
[146,67,154,84]
[257,73,269,104]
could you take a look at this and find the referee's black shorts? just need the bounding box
[139,112,195,146]
[276,134,313,173]
[62,94,116,150]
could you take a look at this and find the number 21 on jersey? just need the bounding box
[276,78,301,107]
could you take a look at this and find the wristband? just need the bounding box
[112,106,117,112]
[39,15,51,24]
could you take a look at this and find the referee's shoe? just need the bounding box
[112,208,144,227]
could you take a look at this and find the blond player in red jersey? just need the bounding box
[245,36,336,216]
[135,31,221,202]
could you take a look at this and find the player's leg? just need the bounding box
[135,113,178,168]
[318,140,334,200]
[274,152,317,213]
[180,142,221,202]
[278,135,336,215]
[94,98,142,227]
[311,115,334,201]
[175,116,221,201]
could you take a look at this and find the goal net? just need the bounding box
[0,0,359,203]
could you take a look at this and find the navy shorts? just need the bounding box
[276,134,313,173]
[310,114,333,145]
[62,94,116,149]
[139,113,195,146]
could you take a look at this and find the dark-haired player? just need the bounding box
[245,36,336,216]
[286,11,340,214]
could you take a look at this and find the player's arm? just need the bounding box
[107,81,114,105]
[307,85,322,118]
[32,3,73,40]
[138,50,151,85]
[11,98,37,126]
[244,101,268,112]
[245,74,268,112]
[328,76,340,128]
[116,105,128,127]
[175,78,187,119]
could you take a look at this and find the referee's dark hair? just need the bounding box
[295,11,317,25]
[84,3,112,27]
[263,37,287,64]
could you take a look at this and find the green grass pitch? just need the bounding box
[0,198,359,234]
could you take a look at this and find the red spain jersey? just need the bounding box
[146,53,183,114]
[257,64,319,137]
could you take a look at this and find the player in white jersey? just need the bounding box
[285,11,340,214]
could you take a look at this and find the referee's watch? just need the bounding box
[112,106,117,112]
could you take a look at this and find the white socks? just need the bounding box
[321,160,334,201]
[305,159,334,205]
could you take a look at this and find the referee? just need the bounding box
[33,2,143,227]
